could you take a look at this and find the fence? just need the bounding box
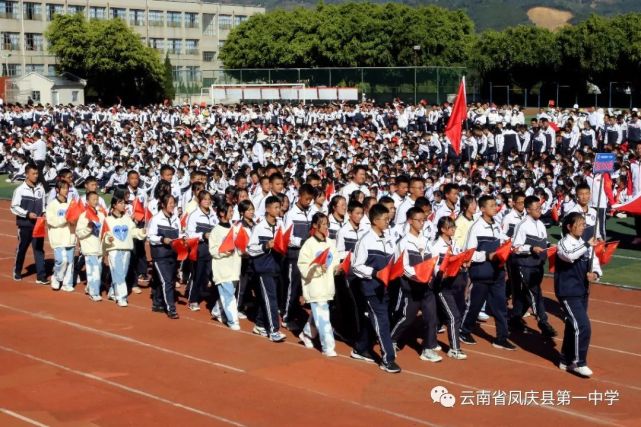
[173,66,479,105]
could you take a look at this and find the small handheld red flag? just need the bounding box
[234,226,250,253]
[390,251,405,281]
[32,217,46,238]
[273,225,292,255]
[85,207,100,223]
[187,237,200,261]
[325,182,335,201]
[551,205,560,223]
[218,228,235,254]
[414,257,437,283]
[340,252,352,274]
[377,252,404,287]
[132,198,146,222]
[439,251,451,274]
[597,241,618,265]
[312,247,331,266]
[494,239,513,267]
[171,239,189,261]
[65,199,85,224]
[547,246,557,273]
[180,212,189,229]
[443,248,476,278]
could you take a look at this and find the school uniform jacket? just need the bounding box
[500,208,526,239]
[298,236,340,303]
[247,218,283,274]
[45,198,76,248]
[465,217,508,283]
[512,215,549,268]
[283,203,315,251]
[565,204,601,241]
[328,214,347,240]
[148,211,182,259]
[396,232,433,287]
[336,221,367,260]
[352,229,395,296]
[209,223,242,283]
[555,234,602,298]
[76,209,107,256]
[103,214,146,252]
[186,207,218,259]
[11,182,46,228]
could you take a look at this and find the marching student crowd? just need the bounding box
[4,99,641,377]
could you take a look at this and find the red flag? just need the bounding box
[187,237,200,261]
[439,251,451,273]
[171,239,189,261]
[85,207,100,224]
[547,246,557,273]
[180,212,189,229]
[390,251,405,281]
[594,241,606,261]
[218,228,235,254]
[597,241,618,265]
[414,257,437,283]
[444,77,467,155]
[494,239,513,268]
[100,219,111,240]
[98,206,108,217]
[235,226,250,253]
[65,198,85,224]
[613,192,641,215]
[340,252,352,274]
[273,225,292,255]
[443,248,475,278]
[551,204,560,223]
[325,182,335,201]
[312,247,331,266]
[32,216,46,238]
[145,207,153,223]
[132,198,146,222]
[377,252,404,287]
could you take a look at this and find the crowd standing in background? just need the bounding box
[4,99,640,377]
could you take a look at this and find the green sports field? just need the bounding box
[0,179,638,288]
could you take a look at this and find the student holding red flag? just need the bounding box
[390,207,442,363]
[76,192,106,301]
[235,200,256,320]
[147,193,183,319]
[555,212,603,378]
[185,191,217,312]
[431,216,469,360]
[297,213,341,357]
[209,203,242,331]
[45,180,76,292]
[126,170,149,291]
[511,196,557,337]
[352,203,400,373]
[247,196,287,342]
[460,195,516,351]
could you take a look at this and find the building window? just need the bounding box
[167,39,182,55]
[149,38,164,51]
[203,51,216,62]
[202,14,216,36]
[31,90,41,101]
[0,1,19,20]
[23,2,42,20]
[47,65,56,76]
[167,11,181,28]
[185,39,198,55]
[26,64,44,74]
[218,14,232,30]
[72,91,79,102]
[89,6,106,20]
[172,65,184,82]
[46,4,64,21]
[148,10,164,27]
[130,9,145,26]
[25,33,44,51]
[184,12,198,29]
[111,8,126,20]
[2,32,20,51]
[233,15,247,26]
[186,66,199,82]
[2,64,20,77]
[67,5,84,15]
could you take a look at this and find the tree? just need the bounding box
[46,14,167,104]
[163,53,176,101]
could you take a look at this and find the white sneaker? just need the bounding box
[132,286,142,294]
[447,349,468,360]
[61,285,74,292]
[90,295,103,302]
[432,344,442,352]
[252,326,268,337]
[299,332,314,349]
[117,299,128,307]
[559,362,568,371]
[84,286,89,295]
[51,278,61,290]
[228,323,241,331]
[323,350,338,357]
[237,312,248,319]
[419,348,443,362]
[188,303,200,311]
[478,311,490,321]
[269,331,287,342]
[572,365,593,377]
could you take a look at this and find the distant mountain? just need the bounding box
[229,0,641,30]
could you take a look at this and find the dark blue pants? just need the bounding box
[461,279,509,341]
[437,283,463,352]
[512,265,548,323]
[257,274,280,334]
[15,226,46,281]
[283,253,306,323]
[558,295,591,367]
[188,254,212,304]
[391,286,438,351]
[355,293,395,364]
[152,257,177,312]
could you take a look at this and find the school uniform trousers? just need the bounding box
[436,273,466,351]
[16,225,47,281]
[152,254,178,313]
[188,242,214,305]
[391,279,438,350]
[256,273,281,334]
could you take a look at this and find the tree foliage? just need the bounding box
[46,14,167,104]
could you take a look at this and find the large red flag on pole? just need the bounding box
[445,77,467,156]
[613,192,641,215]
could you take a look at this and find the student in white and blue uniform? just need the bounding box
[555,212,602,378]
[460,195,516,351]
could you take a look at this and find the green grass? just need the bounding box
[1,178,639,288]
